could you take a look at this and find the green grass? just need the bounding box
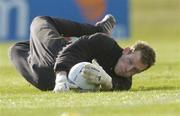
[0,0,180,116]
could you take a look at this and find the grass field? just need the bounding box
[0,0,180,116]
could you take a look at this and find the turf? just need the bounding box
[0,0,180,116]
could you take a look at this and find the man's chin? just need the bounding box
[118,73,130,78]
[117,72,126,77]
[115,70,129,77]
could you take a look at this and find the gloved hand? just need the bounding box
[53,74,69,93]
[81,59,113,90]
[53,73,78,93]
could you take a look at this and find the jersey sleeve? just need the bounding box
[54,33,116,73]
[112,76,132,91]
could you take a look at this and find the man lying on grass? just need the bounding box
[9,14,156,92]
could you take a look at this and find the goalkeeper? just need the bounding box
[9,14,156,92]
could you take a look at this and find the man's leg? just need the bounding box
[49,17,103,37]
[29,16,103,66]
[9,41,39,88]
[29,15,116,66]
[49,14,116,37]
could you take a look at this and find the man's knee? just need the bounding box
[8,42,29,63]
[8,43,19,62]
[30,16,51,34]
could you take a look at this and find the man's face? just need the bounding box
[114,47,148,77]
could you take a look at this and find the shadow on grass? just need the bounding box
[131,86,179,92]
[71,86,180,93]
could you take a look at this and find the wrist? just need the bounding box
[55,72,67,84]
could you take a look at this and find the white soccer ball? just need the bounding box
[68,62,100,91]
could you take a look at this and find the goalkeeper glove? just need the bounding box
[81,59,113,90]
[53,74,69,93]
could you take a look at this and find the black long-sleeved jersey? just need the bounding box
[54,33,132,90]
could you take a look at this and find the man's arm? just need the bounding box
[53,33,116,92]
[53,71,69,93]
[54,33,116,73]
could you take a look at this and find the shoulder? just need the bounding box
[112,76,132,91]
[89,33,116,42]
[87,33,118,47]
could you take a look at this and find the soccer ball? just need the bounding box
[68,62,100,91]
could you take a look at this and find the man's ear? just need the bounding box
[122,47,132,55]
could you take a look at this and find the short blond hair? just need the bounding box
[131,41,156,70]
